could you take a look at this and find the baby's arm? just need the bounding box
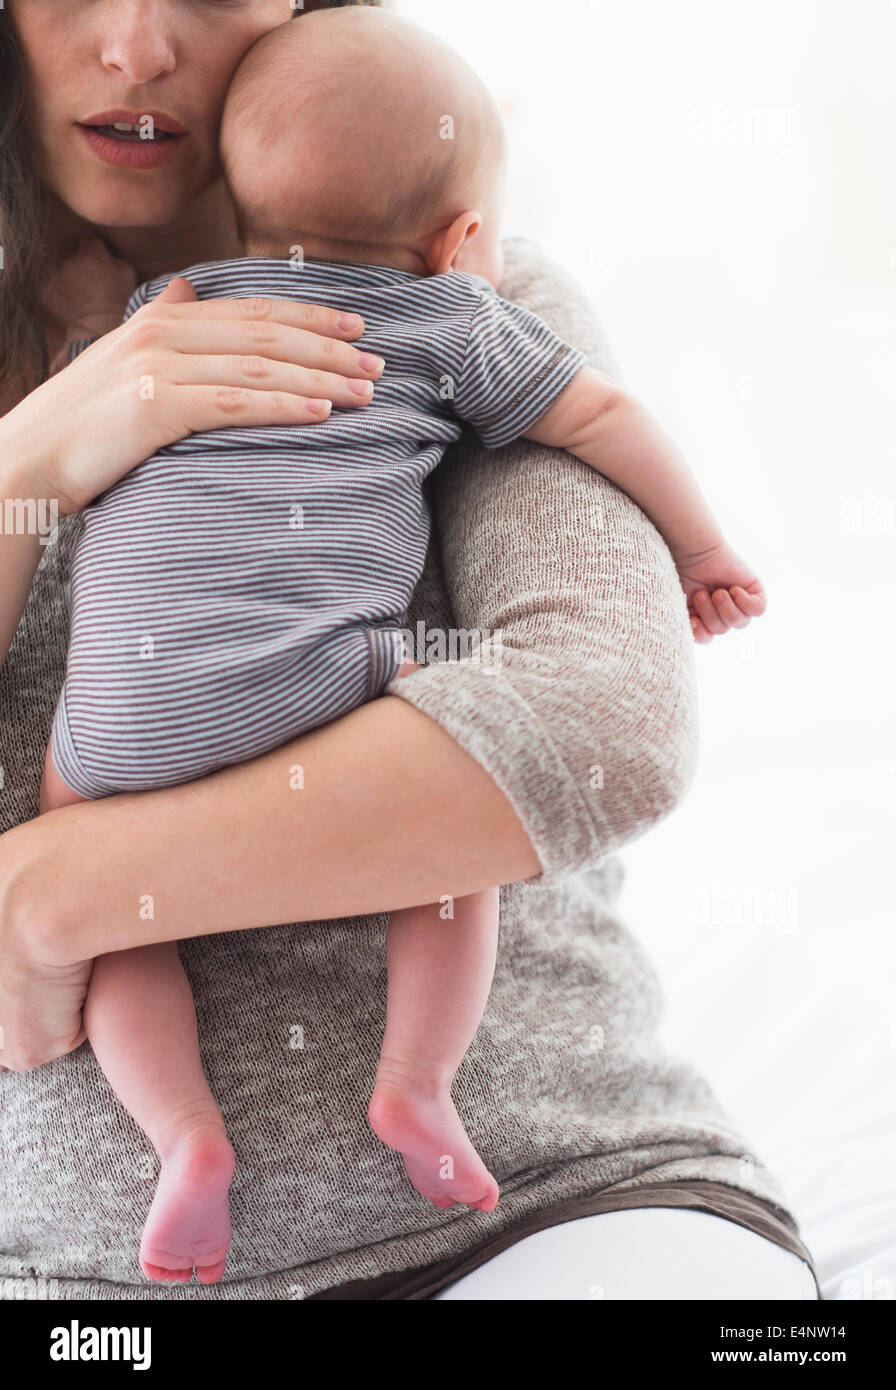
[524,367,766,642]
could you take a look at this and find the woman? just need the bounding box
[0,0,818,1298]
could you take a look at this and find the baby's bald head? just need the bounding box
[220,7,507,273]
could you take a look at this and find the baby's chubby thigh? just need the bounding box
[39,739,88,814]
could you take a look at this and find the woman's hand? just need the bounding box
[0,818,93,1071]
[4,275,384,518]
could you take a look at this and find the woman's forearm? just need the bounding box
[0,446,50,664]
[3,692,539,966]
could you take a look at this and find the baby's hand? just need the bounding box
[675,541,767,644]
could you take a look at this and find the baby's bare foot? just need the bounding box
[139,1124,236,1285]
[368,1076,499,1212]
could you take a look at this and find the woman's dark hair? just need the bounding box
[0,0,385,400]
[0,15,56,397]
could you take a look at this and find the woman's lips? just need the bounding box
[77,123,187,169]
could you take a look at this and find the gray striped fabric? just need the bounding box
[51,256,586,796]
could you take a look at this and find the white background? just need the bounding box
[400,0,895,1298]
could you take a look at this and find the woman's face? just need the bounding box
[10,0,322,227]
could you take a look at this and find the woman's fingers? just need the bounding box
[133,314,384,386]
[125,292,383,406]
[171,353,377,410]
[181,385,335,432]
[156,292,367,343]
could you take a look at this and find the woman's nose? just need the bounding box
[99,0,177,84]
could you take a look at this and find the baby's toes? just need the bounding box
[141,1261,192,1282]
[196,1258,229,1285]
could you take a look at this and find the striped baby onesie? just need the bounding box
[50,256,587,797]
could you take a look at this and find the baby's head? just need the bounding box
[220,7,508,286]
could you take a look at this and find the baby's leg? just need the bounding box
[41,743,235,1285]
[368,887,501,1212]
[39,739,85,812]
[85,945,235,1284]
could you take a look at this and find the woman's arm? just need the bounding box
[0,693,538,968]
[0,458,45,665]
[388,235,699,880]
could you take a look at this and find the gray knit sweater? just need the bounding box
[0,237,796,1299]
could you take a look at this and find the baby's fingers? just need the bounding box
[710,589,750,630]
[692,589,728,636]
[690,613,714,644]
[731,582,767,618]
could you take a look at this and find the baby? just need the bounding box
[42,8,765,1284]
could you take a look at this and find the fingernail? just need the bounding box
[309,399,332,413]
[358,353,385,373]
[348,378,374,396]
[338,313,363,331]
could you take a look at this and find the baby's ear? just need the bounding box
[430,211,484,276]
[457,210,484,250]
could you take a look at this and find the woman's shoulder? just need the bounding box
[498,238,621,382]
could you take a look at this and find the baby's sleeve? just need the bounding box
[122,280,152,320]
[453,288,588,450]
[66,338,95,364]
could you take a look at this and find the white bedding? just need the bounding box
[617,279,895,1302]
[623,669,895,1300]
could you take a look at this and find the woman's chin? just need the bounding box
[47,138,211,232]
[53,177,200,234]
